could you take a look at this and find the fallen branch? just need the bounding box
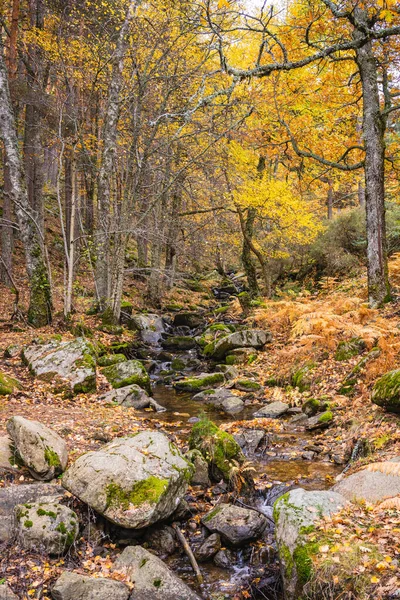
[172,522,203,585]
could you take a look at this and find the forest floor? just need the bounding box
[0,258,399,599]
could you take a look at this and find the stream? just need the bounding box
[127,320,341,600]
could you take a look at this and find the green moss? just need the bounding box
[56,521,67,534]
[291,363,315,392]
[372,368,400,412]
[302,398,321,416]
[24,520,33,528]
[318,410,333,424]
[153,578,162,588]
[214,305,230,314]
[102,360,150,393]
[189,416,244,482]
[97,353,127,367]
[235,379,261,391]
[225,355,237,365]
[293,543,315,585]
[37,508,57,519]
[162,336,195,350]
[44,447,61,468]
[202,506,223,522]
[174,373,224,392]
[0,372,21,396]
[335,338,365,361]
[171,358,186,371]
[75,353,96,370]
[106,476,169,510]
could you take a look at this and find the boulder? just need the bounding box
[15,501,78,555]
[189,418,245,482]
[102,360,151,393]
[97,353,127,367]
[22,338,96,395]
[195,533,221,562]
[0,436,13,468]
[226,347,257,365]
[193,388,244,414]
[161,336,196,350]
[234,379,262,392]
[0,483,64,542]
[129,314,165,345]
[0,371,22,396]
[185,449,210,486]
[202,504,267,546]
[196,324,232,348]
[214,549,234,569]
[52,572,130,600]
[144,525,176,555]
[173,312,205,329]
[234,430,265,454]
[4,344,21,359]
[372,368,400,413]
[0,585,18,600]
[173,372,224,392]
[99,385,165,412]
[204,330,271,360]
[305,410,333,430]
[253,401,289,418]
[273,488,347,600]
[215,365,239,380]
[62,431,193,529]
[7,416,68,480]
[113,545,201,600]
[333,462,400,503]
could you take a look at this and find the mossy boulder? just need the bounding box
[196,324,232,348]
[234,379,262,392]
[225,347,258,365]
[372,368,400,413]
[97,353,127,367]
[0,372,22,396]
[273,488,348,600]
[15,501,78,555]
[206,329,271,360]
[173,372,224,392]
[161,336,196,350]
[189,417,245,482]
[22,338,96,395]
[302,398,329,417]
[291,363,316,392]
[102,360,151,393]
[7,416,68,481]
[62,431,193,529]
[305,410,333,430]
[335,337,366,361]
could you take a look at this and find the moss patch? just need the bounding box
[372,368,400,413]
[174,373,224,392]
[106,476,169,510]
[44,447,61,469]
[0,372,22,396]
[97,353,127,367]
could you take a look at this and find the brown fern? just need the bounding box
[365,462,400,477]
[376,496,400,510]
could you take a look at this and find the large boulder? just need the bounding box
[52,572,130,600]
[173,372,224,393]
[196,324,232,348]
[62,431,193,529]
[185,450,210,486]
[0,436,13,468]
[372,369,400,413]
[204,330,271,360]
[173,312,205,329]
[333,461,400,503]
[15,501,78,555]
[7,416,68,480]
[0,483,64,542]
[189,418,245,482]
[22,338,96,395]
[202,504,267,546]
[193,388,244,414]
[274,488,347,600]
[0,371,22,396]
[102,360,151,393]
[99,385,165,412]
[113,545,201,600]
[129,314,165,345]
[253,401,289,418]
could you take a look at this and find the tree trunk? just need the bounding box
[95,1,136,309]
[327,184,333,220]
[1,155,13,286]
[0,38,52,325]
[354,13,391,307]
[239,207,259,297]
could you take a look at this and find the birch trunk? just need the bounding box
[0,37,52,325]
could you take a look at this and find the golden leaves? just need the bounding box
[377,497,400,510]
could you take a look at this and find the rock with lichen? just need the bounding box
[0,371,22,396]
[62,431,193,529]
[204,329,271,360]
[273,488,347,600]
[7,416,68,481]
[52,572,130,600]
[102,360,151,393]
[15,501,78,555]
[22,337,96,395]
[202,504,267,546]
[173,372,224,392]
[113,545,201,600]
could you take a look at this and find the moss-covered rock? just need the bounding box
[234,379,262,392]
[291,362,316,392]
[273,488,348,600]
[173,372,224,392]
[170,357,186,371]
[162,336,196,350]
[372,368,400,413]
[189,417,245,482]
[102,359,151,393]
[335,337,366,361]
[0,372,22,396]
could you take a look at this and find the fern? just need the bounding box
[365,462,400,477]
[377,496,400,510]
